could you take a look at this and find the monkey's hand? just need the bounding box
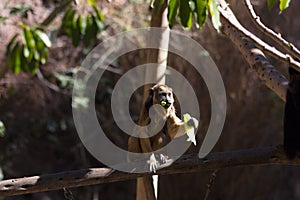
[147,153,159,173]
[159,153,169,164]
[183,114,199,146]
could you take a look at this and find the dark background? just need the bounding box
[0,0,299,199]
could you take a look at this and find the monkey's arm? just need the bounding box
[166,114,197,139]
[166,115,185,139]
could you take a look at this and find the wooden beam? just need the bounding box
[0,146,299,197]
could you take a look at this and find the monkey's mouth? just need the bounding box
[160,100,171,109]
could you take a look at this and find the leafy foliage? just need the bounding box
[168,0,179,26]
[0,120,5,137]
[267,0,291,12]
[267,0,277,9]
[4,1,105,75]
[179,0,193,28]
[54,72,74,88]
[6,25,51,74]
[87,0,96,7]
[9,4,34,19]
[194,0,208,28]
[208,0,221,30]
[279,0,291,12]
[168,0,220,31]
[60,5,105,47]
[0,16,8,23]
[0,4,33,23]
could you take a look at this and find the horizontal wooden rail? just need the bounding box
[0,146,299,197]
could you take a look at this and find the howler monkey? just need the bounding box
[128,84,197,171]
[127,84,198,200]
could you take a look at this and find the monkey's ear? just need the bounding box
[145,88,154,111]
[148,87,154,96]
[169,87,174,96]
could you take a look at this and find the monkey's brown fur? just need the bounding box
[128,84,192,200]
[128,84,189,161]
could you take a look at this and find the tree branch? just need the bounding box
[0,146,299,197]
[243,0,300,61]
[203,170,218,200]
[36,69,61,93]
[138,0,170,199]
[218,0,300,73]
[41,0,72,26]
[218,0,288,101]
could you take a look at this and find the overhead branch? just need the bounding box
[41,0,72,26]
[243,0,300,61]
[0,146,299,197]
[143,0,170,94]
[138,0,170,199]
[218,0,300,73]
[217,0,288,101]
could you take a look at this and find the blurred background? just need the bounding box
[0,0,299,199]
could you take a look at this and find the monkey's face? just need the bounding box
[155,87,174,109]
[151,84,174,109]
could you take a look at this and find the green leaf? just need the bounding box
[87,0,96,7]
[34,30,51,48]
[189,0,196,11]
[194,0,208,28]
[168,0,179,26]
[63,9,76,37]
[54,72,74,88]
[92,6,105,22]
[6,34,18,56]
[179,0,193,28]
[72,16,81,47]
[208,0,221,31]
[183,113,197,146]
[267,0,277,9]
[9,4,34,19]
[0,16,7,23]
[92,15,105,31]
[77,14,85,35]
[61,6,73,30]
[72,96,89,108]
[91,15,100,34]
[31,30,50,65]
[22,26,36,49]
[279,0,291,11]
[0,120,5,137]
[11,43,21,74]
[20,47,30,72]
[40,57,46,65]
[22,26,37,61]
[39,48,49,64]
[23,46,30,58]
[33,49,40,60]
[28,60,39,74]
[153,0,165,15]
[83,16,97,47]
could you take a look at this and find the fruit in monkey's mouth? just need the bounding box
[160,101,167,107]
